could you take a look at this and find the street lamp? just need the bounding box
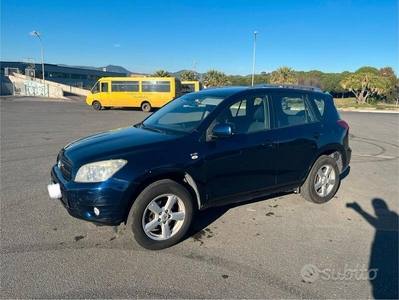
[30,31,45,83]
[251,30,258,86]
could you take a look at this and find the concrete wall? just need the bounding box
[7,73,89,97]
[10,74,64,98]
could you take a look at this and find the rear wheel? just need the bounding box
[301,155,340,204]
[92,101,102,110]
[127,179,194,250]
[141,102,151,112]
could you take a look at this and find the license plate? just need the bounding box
[48,183,62,199]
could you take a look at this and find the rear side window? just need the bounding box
[272,92,317,128]
[308,94,328,117]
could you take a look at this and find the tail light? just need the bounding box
[337,120,349,131]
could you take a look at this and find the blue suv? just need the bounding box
[48,84,351,250]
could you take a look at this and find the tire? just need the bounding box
[127,179,194,250]
[141,102,151,112]
[92,101,102,110]
[300,155,340,204]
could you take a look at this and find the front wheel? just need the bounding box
[141,102,151,112]
[127,179,194,250]
[92,101,102,110]
[300,155,340,204]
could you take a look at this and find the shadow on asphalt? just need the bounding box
[347,198,398,299]
[186,192,289,243]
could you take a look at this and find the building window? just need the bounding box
[48,72,69,79]
[71,73,87,79]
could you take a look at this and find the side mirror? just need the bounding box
[212,123,234,138]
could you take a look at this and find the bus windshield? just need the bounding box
[91,82,100,93]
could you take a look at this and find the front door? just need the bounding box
[204,94,277,202]
[100,82,111,105]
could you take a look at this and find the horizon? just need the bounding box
[2,60,393,78]
[1,0,397,76]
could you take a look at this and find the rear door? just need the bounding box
[271,91,323,186]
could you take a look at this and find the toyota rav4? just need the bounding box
[48,84,351,250]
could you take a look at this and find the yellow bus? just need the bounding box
[86,77,182,112]
[181,80,203,94]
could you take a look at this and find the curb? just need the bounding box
[338,108,399,114]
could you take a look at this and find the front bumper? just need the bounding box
[49,165,135,226]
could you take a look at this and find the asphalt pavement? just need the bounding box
[1,96,398,299]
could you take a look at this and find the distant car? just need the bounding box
[48,84,351,250]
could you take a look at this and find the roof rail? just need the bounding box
[249,83,323,92]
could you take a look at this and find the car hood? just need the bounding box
[63,126,179,165]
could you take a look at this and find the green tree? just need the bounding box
[152,69,171,77]
[340,73,391,104]
[321,73,347,96]
[203,69,230,87]
[179,70,197,81]
[227,75,248,86]
[270,66,297,84]
[254,73,270,85]
[298,77,322,87]
[379,67,399,103]
[355,66,379,75]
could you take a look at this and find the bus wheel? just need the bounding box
[92,101,102,110]
[141,102,151,112]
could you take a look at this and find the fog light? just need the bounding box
[94,207,100,216]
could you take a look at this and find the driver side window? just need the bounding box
[208,95,270,138]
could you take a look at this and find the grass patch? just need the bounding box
[333,97,399,110]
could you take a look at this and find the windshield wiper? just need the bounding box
[140,123,168,134]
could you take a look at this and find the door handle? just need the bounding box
[262,139,275,148]
[312,132,323,139]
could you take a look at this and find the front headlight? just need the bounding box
[75,159,127,183]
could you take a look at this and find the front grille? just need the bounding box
[58,152,73,181]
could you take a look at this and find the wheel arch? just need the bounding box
[89,99,101,105]
[301,145,345,189]
[121,171,201,224]
[316,144,345,173]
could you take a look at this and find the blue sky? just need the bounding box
[1,0,398,76]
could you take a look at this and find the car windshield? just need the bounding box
[141,92,226,134]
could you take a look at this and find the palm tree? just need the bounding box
[270,66,297,84]
[180,70,197,81]
[152,69,171,77]
[203,69,230,87]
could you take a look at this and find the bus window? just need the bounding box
[181,81,202,94]
[182,84,195,93]
[112,81,139,92]
[101,82,108,92]
[142,81,171,92]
